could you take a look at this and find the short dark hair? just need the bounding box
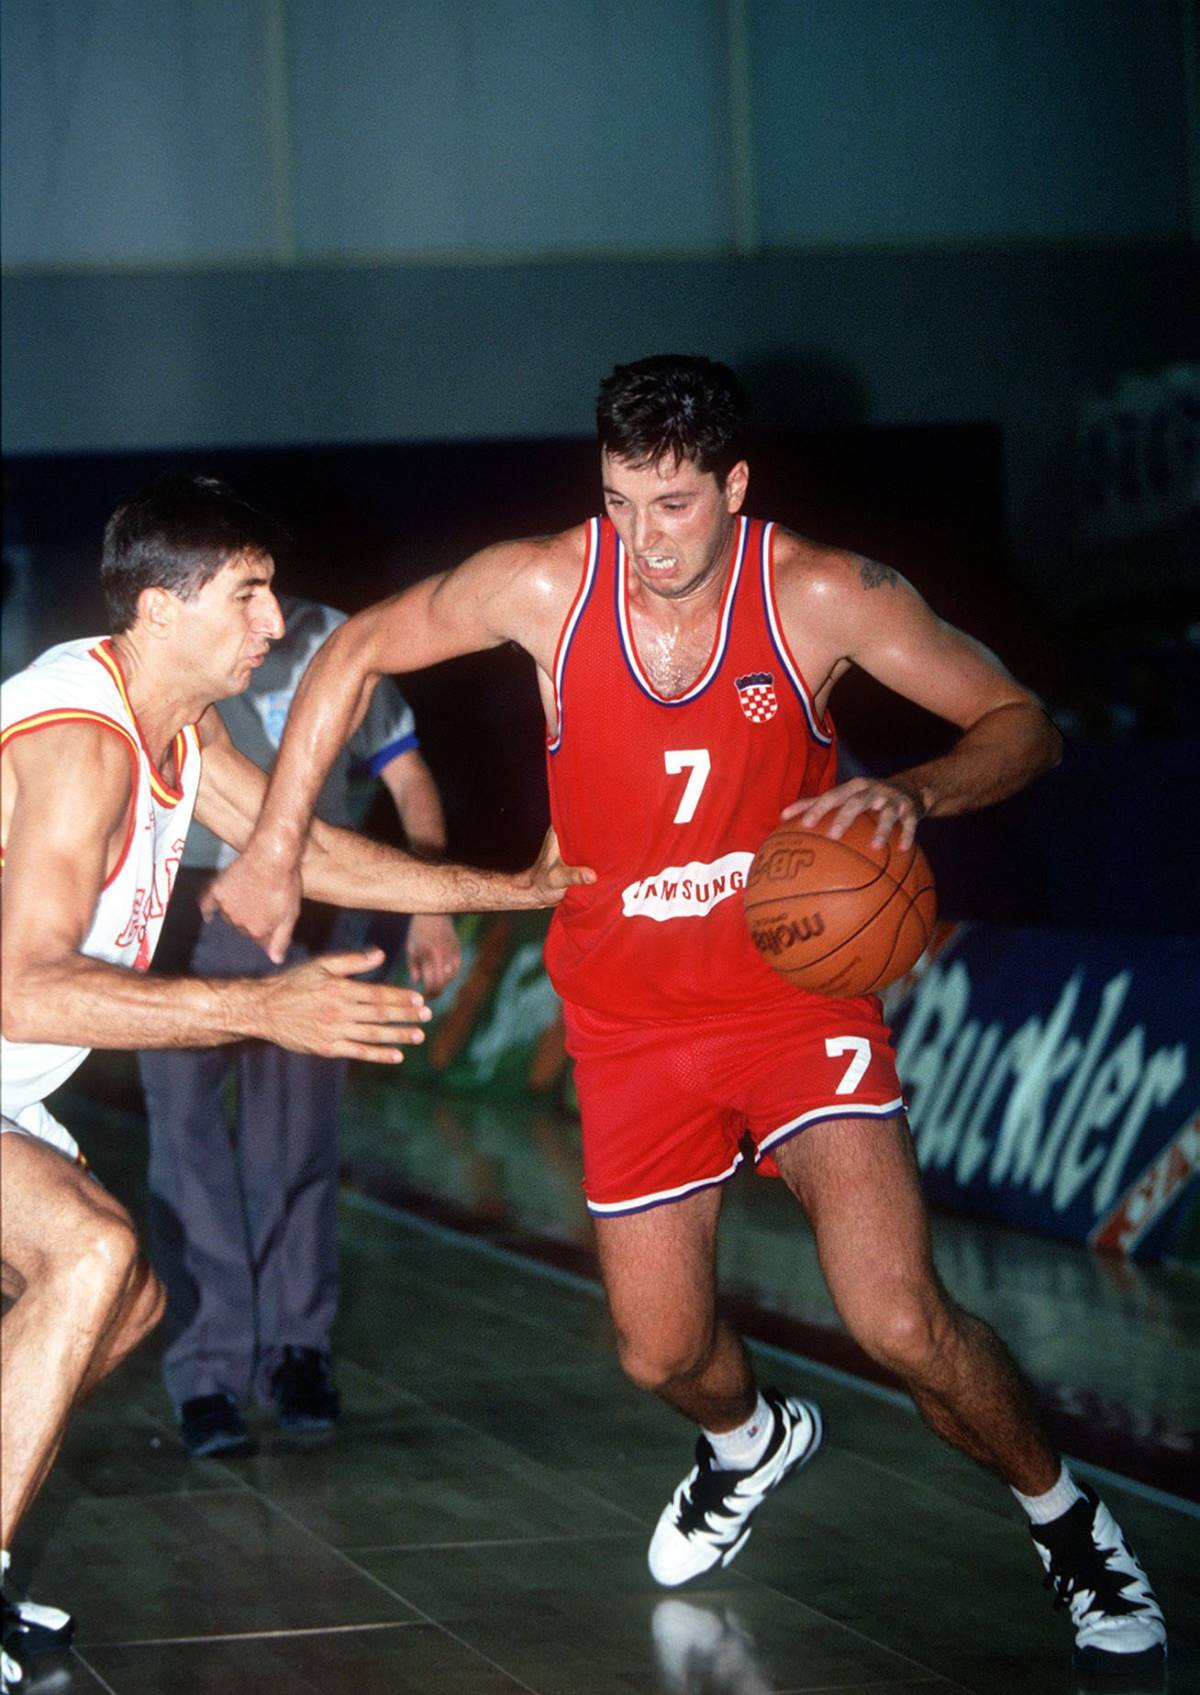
[596,354,749,483]
[101,474,288,632]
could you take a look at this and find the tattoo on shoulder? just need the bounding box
[857,556,898,589]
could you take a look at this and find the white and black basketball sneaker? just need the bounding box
[648,1390,823,1587]
[1,1594,75,1690]
[2,1595,74,1660]
[1030,1485,1166,1676]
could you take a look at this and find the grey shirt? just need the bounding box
[185,595,417,871]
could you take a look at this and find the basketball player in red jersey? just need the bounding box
[211,358,1165,1679]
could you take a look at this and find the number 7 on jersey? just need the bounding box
[664,749,711,824]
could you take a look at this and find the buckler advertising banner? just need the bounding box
[886,926,1198,1262]
[384,913,1197,1264]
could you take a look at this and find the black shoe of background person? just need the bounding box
[179,1392,253,1459]
[269,1347,340,1433]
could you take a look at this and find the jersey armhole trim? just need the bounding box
[547,517,601,755]
[761,523,834,746]
[0,711,141,889]
[173,725,201,792]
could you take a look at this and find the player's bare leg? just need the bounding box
[773,1114,1056,1490]
[595,1189,823,1586]
[773,1114,1165,1672]
[594,1186,755,1429]
[0,1134,164,1547]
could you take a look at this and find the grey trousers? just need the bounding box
[138,900,347,1415]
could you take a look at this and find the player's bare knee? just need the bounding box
[62,1208,141,1315]
[616,1326,713,1394]
[849,1286,951,1378]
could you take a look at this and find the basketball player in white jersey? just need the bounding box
[0,474,587,1686]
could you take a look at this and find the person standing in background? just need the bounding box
[138,595,462,1458]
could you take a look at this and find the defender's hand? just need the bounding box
[251,948,431,1061]
[782,777,926,851]
[204,849,302,964]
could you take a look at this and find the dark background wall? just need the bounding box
[2,422,1011,862]
[3,241,1196,609]
[4,0,1197,601]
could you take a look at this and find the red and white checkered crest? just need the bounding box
[734,671,778,724]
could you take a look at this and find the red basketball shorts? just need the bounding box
[564,992,904,1215]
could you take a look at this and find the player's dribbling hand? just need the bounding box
[522,827,597,905]
[251,948,431,1061]
[782,776,926,851]
[203,850,303,964]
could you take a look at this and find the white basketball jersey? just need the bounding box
[1,637,202,1153]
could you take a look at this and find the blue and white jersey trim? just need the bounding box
[548,517,601,755]
[760,521,834,746]
[586,1152,744,1216]
[616,516,748,706]
[755,1095,905,1162]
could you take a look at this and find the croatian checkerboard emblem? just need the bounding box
[735,671,778,723]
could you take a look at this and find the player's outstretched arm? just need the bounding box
[206,538,569,960]
[289,818,593,924]
[0,722,429,1064]
[193,713,594,960]
[776,546,1062,846]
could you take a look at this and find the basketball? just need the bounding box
[744,812,936,996]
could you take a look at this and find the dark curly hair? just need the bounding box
[101,473,288,632]
[596,354,748,484]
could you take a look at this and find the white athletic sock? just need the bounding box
[1012,1462,1086,1525]
[1,1548,8,1579]
[704,1392,774,1471]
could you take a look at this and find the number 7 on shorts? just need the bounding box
[825,1035,871,1094]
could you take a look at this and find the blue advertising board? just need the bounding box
[886,925,1198,1261]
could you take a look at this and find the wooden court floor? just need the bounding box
[8,1074,1199,1695]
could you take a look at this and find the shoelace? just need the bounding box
[675,1420,785,1538]
[1041,1537,1146,1620]
[676,1456,748,1537]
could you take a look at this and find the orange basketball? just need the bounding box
[744,812,936,996]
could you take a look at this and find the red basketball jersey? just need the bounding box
[544,515,838,1020]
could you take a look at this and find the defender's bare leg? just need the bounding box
[1,1134,164,1546]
